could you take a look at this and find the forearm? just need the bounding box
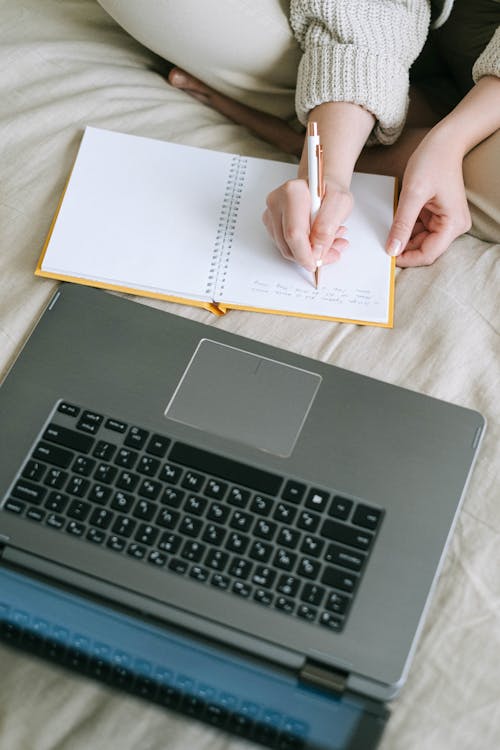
[429,76,500,158]
[298,102,375,187]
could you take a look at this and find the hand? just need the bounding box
[263,177,352,271]
[386,129,471,267]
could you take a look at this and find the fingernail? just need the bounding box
[315,259,323,268]
[387,238,402,256]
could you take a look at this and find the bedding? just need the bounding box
[0,2,499,749]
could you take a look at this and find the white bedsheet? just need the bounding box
[0,2,499,749]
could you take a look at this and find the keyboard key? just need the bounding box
[254,588,274,606]
[46,512,65,530]
[297,604,317,621]
[319,612,343,631]
[146,434,170,458]
[158,532,181,554]
[253,518,277,540]
[94,463,118,484]
[138,478,161,500]
[12,480,47,505]
[281,480,306,504]
[33,442,73,469]
[161,487,185,508]
[104,417,127,433]
[181,540,205,563]
[158,463,182,484]
[156,507,179,530]
[181,471,205,492]
[325,543,365,572]
[178,515,202,538]
[325,592,350,615]
[297,511,321,533]
[72,455,96,476]
[328,496,354,520]
[251,565,276,588]
[168,558,188,575]
[22,460,46,482]
[226,532,250,554]
[112,516,136,538]
[124,426,149,450]
[248,540,273,563]
[276,575,300,597]
[89,507,113,529]
[250,494,273,516]
[273,548,297,572]
[127,543,146,560]
[227,486,250,508]
[77,411,104,435]
[207,502,230,524]
[136,455,160,477]
[87,526,106,545]
[148,549,167,567]
[114,448,138,469]
[204,478,228,500]
[297,557,321,580]
[300,583,325,606]
[135,524,159,546]
[320,520,373,551]
[67,499,91,521]
[65,476,90,498]
[277,527,301,549]
[116,471,139,492]
[229,557,253,580]
[275,596,295,614]
[44,491,69,513]
[352,504,382,531]
[110,491,134,513]
[92,441,116,462]
[4,499,26,514]
[205,549,229,571]
[320,566,358,593]
[184,494,207,516]
[26,506,45,523]
[273,502,297,524]
[133,498,157,521]
[232,581,252,598]
[190,565,209,582]
[230,510,253,532]
[43,468,68,489]
[66,519,85,536]
[107,534,126,552]
[43,423,94,453]
[57,402,80,418]
[202,523,226,546]
[210,573,230,590]
[305,489,329,513]
[300,535,324,558]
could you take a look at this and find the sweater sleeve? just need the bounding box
[472,25,500,82]
[290,0,431,144]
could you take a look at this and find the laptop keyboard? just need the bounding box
[2,401,384,633]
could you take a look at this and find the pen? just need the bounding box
[307,121,324,288]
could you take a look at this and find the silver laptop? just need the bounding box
[0,283,484,708]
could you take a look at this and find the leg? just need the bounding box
[463,129,500,243]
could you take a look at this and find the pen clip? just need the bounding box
[316,144,323,199]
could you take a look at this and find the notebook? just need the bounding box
[0,282,484,745]
[36,126,397,327]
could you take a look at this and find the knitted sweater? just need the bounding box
[290,0,500,144]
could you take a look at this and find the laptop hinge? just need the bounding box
[299,659,348,696]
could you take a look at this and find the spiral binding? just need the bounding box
[206,155,248,298]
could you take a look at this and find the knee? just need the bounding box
[463,129,500,243]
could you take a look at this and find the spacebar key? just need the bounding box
[169,442,283,495]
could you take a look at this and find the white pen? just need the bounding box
[307,121,324,288]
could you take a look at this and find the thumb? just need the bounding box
[386,186,425,257]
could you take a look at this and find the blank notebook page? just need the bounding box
[41,127,232,301]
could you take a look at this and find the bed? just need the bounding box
[1,2,499,749]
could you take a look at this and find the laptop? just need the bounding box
[0,283,485,745]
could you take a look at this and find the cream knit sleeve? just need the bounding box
[472,25,500,82]
[290,0,431,144]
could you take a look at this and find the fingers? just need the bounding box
[264,180,350,270]
[386,184,426,258]
[310,186,353,263]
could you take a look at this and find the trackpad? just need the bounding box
[165,339,321,457]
